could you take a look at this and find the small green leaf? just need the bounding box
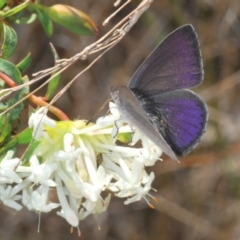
[0,90,13,102]
[22,140,40,164]
[49,42,59,61]
[1,0,29,18]
[0,60,29,142]
[0,59,22,84]
[17,52,32,73]
[7,87,29,123]
[0,142,16,157]
[14,127,33,144]
[1,24,17,59]
[0,74,4,88]
[46,4,98,35]
[35,8,53,37]
[117,132,133,143]
[0,114,11,144]
[45,44,60,100]
[15,13,37,24]
[0,102,8,111]
[0,0,6,9]
[45,73,60,100]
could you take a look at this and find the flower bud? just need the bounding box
[47,4,98,35]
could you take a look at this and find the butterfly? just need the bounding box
[111,24,208,161]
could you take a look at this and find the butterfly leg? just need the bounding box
[112,118,124,140]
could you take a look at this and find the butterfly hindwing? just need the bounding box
[135,89,208,156]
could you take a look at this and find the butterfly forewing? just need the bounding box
[129,25,203,95]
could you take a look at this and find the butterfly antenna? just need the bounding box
[86,97,112,125]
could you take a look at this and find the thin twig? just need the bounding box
[0,0,153,118]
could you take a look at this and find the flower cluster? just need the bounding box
[0,103,162,233]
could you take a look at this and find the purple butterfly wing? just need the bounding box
[128,25,203,95]
[136,89,208,156]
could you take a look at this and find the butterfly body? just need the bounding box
[112,86,178,160]
[111,25,208,161]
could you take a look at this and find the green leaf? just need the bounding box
[14,127,32,144]
[17,52,32,73]
[15,13,37,24]
[35,8,53,37]
[7,88,29,123]
[1,24,17,59]
[117,132,132,143]
[1,0,29,18]
[45,72,60,100]
[0,60,29,143]
[46,4,98,35]
[0,0,6,9]
[0,102,8,111]
[0,59,22,84]
[22,140,39,164]
[0,142,16,157]
[45,44,60,100]
[0,89,13,102]
[0,114,11,144]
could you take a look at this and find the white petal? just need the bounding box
[0,169,22,183]
[2,198,22,211]
[64,133,74,152]
[1,158,20,170]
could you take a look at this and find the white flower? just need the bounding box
[55,133,82,172]
[84,158,112,201]
[124,172,155,205]
[28,107,56,140]
[113,157,145,195]
[0,185,22,211]
[29,155,57,187]
[82,193,111,215]
[140,137,162,166]
[0,150,22,183]
[104,155,155,205]
[23,185,60,212]
[96,102,121,127]
[78,207,92,221]
[55,176,79,227]
[68,162,112,203]
[2,100,163,229]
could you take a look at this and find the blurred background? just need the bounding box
[1,0,240,239]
